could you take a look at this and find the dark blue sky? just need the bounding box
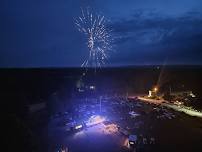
[1,0,202,67]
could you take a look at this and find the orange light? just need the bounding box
[153,87,158,92]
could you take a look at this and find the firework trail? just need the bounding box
[75,8,113,68]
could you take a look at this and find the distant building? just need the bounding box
[148,90,157,98]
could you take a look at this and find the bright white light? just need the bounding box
[90,85,95,90]
[86,115,105,126]
[190,92,196,98]
[75,125,83,130]
[129,111,140,117]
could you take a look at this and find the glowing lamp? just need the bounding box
[75,125,83,130]
[153,87,158,92]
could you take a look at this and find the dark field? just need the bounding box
[1,66,202,152]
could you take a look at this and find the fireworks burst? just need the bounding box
[75,8,114,68]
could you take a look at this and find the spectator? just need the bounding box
[150,137,155,144]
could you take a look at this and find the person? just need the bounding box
[143,137,147,144]
[150,137,155,144]
[138,134,143,145]
[61,146,69,152]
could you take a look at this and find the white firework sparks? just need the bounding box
[75,8,113,68]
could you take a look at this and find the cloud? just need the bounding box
[113,10,202,43]
[110,10,202,64]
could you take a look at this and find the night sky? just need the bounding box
[1,0,202,67]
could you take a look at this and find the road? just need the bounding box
[138,96,202,118]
